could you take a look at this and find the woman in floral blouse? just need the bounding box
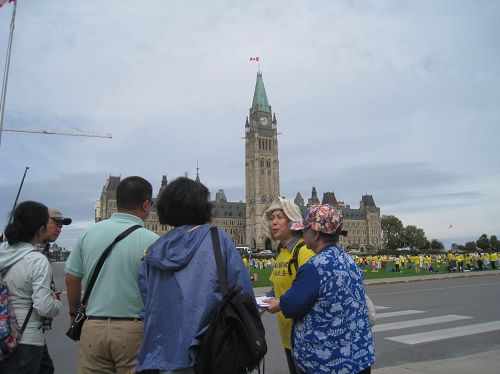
[266,204,375,374]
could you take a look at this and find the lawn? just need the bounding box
[248,263,451,288]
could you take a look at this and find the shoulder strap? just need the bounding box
[210,226,229,297]
[81,224,142,306]
[19,304,34,334]
[287,240,305,276]
[1,250,38,334]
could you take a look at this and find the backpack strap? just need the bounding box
[287,240,306,276]
[1,253,36,335]
[19,304,34,334]
[210,227,229,297]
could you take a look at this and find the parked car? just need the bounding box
[236,246,251,253]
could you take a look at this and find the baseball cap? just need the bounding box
[289,204,343,235]
[49,208,72,225]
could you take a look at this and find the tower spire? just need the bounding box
[250,72,271,115]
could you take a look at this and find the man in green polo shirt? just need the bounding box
[65,176,159,373]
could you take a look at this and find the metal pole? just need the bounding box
[0,0,18,149]
[7,165,29,225]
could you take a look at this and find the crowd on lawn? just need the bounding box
[245,252,500,274]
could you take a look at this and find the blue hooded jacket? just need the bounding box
[136,224,255,372]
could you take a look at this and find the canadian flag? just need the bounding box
[249,56,260,61]
[0,0,15,7]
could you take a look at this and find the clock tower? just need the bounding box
[245,71,280,250]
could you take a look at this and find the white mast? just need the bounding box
[0,0,17,148]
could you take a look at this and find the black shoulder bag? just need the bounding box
[195,227,267,374]
[65,224,141,341]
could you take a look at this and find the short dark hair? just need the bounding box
[4,201,49,245]
[157,177,211,227]
[317,231,340,244]
[116,176,153,210]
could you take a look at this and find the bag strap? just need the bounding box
[81,224,142,306]
[19,304,34,334]
[1,250,38,334]
[287,239,305,276]
[210,226,228,297]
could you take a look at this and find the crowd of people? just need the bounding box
[5,175,497,373]
[243,251,500,275]
[351,253,499,274]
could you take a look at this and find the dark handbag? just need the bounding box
[65,224,141,341]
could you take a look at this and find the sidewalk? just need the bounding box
[254,269,500,294]
[365,268,500,286]
[373,348,500,374]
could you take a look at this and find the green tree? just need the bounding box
[381,215,404,249]
[476,234,490,252]
[402,225,427,250]
[464,241,477,252]
[490,235,500,251]
[430,239,444,251]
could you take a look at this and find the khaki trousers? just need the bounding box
[78,319,143,374]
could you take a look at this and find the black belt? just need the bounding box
[86,316,142,321]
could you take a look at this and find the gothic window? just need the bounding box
[260,159,264,168]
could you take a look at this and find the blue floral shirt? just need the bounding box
[280,244,375,374]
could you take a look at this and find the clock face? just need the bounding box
[259,116,269,126]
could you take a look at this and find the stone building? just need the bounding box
[95,71,381,252]
[244,71,280,250]
[295,188,382,252]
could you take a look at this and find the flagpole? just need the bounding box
[7,165,29,226]
[0,0,18,149]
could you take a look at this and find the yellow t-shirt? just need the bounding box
[269,239,315,350]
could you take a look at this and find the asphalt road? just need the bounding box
[46,263,500,373]
[367,275,500,369]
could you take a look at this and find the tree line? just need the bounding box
[381,215,499,253]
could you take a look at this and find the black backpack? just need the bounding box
[195,227,267,374]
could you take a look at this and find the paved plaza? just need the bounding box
[47,263,500,373]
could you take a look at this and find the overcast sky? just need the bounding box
[1,0,499,249]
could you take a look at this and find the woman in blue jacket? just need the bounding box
[136,177,254,374]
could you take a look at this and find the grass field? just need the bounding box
[248,263,453,288]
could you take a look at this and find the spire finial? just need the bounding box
[195,161,200,183]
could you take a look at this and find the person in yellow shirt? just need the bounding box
[242,256,248,268]
[262,197,315,374]
[490,252,498,269]
[395,256,402,273]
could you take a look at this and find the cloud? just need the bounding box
[1,0,499,243]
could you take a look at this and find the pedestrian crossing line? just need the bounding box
[386,321,500,344]
[375,306,391,310]
[377,310,426,319]
[372,315,473,333]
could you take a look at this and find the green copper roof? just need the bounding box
[250,72,271,114]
